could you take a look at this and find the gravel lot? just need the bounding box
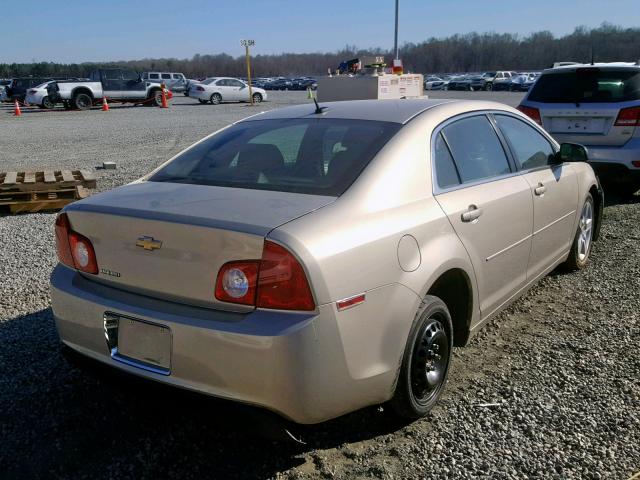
[1,91,638,479]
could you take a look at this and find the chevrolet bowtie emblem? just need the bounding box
[136,236,162,251]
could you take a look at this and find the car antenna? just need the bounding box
[313,96,327,114]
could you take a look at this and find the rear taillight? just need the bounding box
[55,213,74,268]
[196,86,205,91]
[54,212,98,274]
[214,240,315,311]
[614,107,640,127]
[517,105,542,125]
[257,241,315,311]
[28,89,37,94]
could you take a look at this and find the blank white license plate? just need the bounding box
[551,117,605,134]
[117,318,171,370]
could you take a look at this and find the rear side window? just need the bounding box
[161,73,171,79]
[149,73,160,79]
[104,70,121,80]
[433,133,460,189]
[122,70,138,81]
[495,115,555,170]
[441,116,511,184]
[149,118,400,196]
[528,69,640,103]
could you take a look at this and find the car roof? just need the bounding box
[239,98,514,125]
[544,62,640,73]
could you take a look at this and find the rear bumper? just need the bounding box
[189,89,209,101]
[51,265,413,423]
[24,93,44,105]
[585,139,640,184]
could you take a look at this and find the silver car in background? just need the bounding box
[189,77,267,104]
[51,99,602,424]
[518,62,640,196]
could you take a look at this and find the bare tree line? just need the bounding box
[1,23,638,79]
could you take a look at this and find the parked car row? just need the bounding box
[251,76,318,90]
[0,70,169,109]
[424,71,541,92]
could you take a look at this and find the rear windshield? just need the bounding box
[149,118,400,196]
[528,69,640,103]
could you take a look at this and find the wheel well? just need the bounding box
[427,269,473,347]
[589,184,602,241]
[72,88,93,99]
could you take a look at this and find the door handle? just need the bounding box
[461,205,483,222]
[534,183,547,196]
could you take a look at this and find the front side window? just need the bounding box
[441,116,511,184]
[495,115,555,170]
[161,73,171,80]
[228,79,244,87]
[149,118,400,196]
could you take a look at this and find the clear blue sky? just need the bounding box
[1,0,638,63]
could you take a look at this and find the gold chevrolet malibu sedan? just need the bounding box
[51,99,603,424]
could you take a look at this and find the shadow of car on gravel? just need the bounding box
[0,307,406,479]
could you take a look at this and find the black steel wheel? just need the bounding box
[390,295,453,420]
[410,318,450,405]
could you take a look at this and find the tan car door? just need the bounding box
[493,114,579,280]
[433,115,533,318]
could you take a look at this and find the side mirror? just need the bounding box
[557,143,588,163]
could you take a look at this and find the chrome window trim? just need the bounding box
[431,110,564,196]
[431,110,515,195]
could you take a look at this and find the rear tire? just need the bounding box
[389,295,453,420]
[210,93,222,105]
[42,96,54,109]
[72,92,92,110]
[562,194,594,271]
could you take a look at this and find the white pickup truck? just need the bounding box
[50,68,165,110]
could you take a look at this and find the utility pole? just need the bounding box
[240,39,255,105]
[394,0,399,59]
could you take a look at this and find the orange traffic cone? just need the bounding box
[13,100,21,116]
[101,96,110,111]
[161,88,168,109]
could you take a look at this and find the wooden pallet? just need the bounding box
[0,170,95,214]
[0,170,96,191]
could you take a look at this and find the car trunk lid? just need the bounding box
[65,181,334,311]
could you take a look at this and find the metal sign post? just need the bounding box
[241,39,255,105]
